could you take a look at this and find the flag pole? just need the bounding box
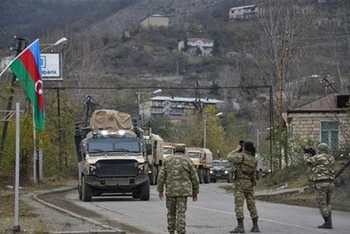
[13,102,21,232]
[33,105,37,184]
[0,39,39,78]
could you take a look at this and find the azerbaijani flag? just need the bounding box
[9,39,45,132]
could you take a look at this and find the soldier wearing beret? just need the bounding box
[157,144,199,234]
[304,143,335,229]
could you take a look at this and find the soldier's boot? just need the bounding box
[230,219,245,233]
[250,217,260,233]
[317,216,333,229]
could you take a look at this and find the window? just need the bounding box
[321,122,339,150]
[288,125,294,138]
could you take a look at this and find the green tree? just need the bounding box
[209,80,220,96]
[211,39,220,56]
[182,38,189,53]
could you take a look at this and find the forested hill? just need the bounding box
[0,0,137,49]
[0,0,221,51]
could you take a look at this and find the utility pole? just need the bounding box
[176,60,179,75]
[278,31,287,170]
[0,37,26,162]
[321,75,338,93]
[278,31,286,132]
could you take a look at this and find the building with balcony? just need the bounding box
[229,5,258,20]
[139,96,224,123]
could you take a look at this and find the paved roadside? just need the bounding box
[23,185,125,234]
[255,186,309,197]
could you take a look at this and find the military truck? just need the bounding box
[74,109,151,201]
[186,147,213,184]
[163,142,177,158]
[144,133,164,185]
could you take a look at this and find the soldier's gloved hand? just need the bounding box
[192,194,198,202]
[158,192,164,201]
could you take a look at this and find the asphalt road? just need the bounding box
[65,183,350,234]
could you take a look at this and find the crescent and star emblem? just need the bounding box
[35,80,43,95]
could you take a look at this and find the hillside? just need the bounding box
[0,0,349,115]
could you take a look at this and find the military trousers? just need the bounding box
[166,196,188,234]
[233,180,258,220]
[314,182,334,217]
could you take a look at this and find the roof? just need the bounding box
[151,96,224,104]
[150,133,163,141]
[288,92,350,113]
[140,14,168,22]
[150,14,167,17]
[187,147,212,154]
[187,37,213,43]
[230,5,256,10]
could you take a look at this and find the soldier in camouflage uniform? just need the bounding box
[227,141,260,233]
[304,143,335,229]
[157,144,199,234]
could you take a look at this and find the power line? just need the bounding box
[45,85,273,90]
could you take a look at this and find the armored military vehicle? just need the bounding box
[210,159,234,183]
[144,133,164,185]
[74,109,151,201]
[186,147,213,184]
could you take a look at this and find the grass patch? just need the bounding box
[0,177,77,233]
[0,192,36,218]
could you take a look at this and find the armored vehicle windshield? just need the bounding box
[87,137,141,154]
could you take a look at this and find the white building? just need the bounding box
[140,14,170,28]
[139,96,224,123]
[178,38,214,56]
[229,5,258,20]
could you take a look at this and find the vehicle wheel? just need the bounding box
[212,179,217,183]
[140,180,150,201]
[154,166,159,185]
[227,174,232,183]
[149,168,157,186]
[203,170,210,184]
[197,169,204,184]
[132,191,141,199]
[82,176,92,202]
[92,191,103,196]
[78,184,82,200]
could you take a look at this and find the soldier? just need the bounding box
[157,144,199,234]
[227,141,260,233]
[304,143,335,229]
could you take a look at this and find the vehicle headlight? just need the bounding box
[210,170,213,174]
[89,164,96,175]
[224,170,228,174]
[138,163,145,174]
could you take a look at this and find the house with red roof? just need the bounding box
[286,92,350,150]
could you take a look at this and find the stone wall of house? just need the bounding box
[289,112,349,148]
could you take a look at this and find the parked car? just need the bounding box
[210,160,234,183]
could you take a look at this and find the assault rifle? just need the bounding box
[335,158,350,179]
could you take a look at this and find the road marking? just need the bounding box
[190,205,326,232]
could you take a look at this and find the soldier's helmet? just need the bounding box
[316,143,329,153]
[175,143,186,153]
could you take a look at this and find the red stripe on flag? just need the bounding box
[19,49,44,112]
